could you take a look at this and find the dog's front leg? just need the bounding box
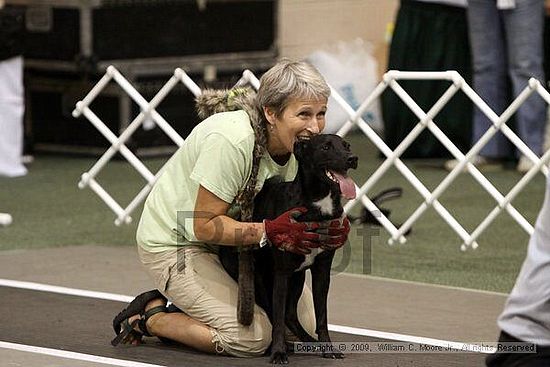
[270,270,291,364]
[285,271,316,342]
[311,251,344,359]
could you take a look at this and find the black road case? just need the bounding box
[7,0,278,155]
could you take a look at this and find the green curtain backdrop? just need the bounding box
[382,0,472,158]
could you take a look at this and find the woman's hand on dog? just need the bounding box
[263,207,323,255]
[263,208,350,254]
[313,217,351,250]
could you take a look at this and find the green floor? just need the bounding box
[0,132,545,293]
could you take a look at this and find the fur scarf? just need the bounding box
[195,87,268,325]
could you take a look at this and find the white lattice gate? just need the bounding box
[74,67,550,250]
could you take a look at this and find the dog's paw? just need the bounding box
[270,351,289,364]
[322,351,345,359]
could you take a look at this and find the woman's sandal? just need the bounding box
[111,289,167,346]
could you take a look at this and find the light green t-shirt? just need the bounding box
[136,110,298,253]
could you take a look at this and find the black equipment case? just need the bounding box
[7,0,278,155]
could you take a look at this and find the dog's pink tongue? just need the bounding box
[332,172,357,199]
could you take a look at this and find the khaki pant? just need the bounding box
[138,245,316,357]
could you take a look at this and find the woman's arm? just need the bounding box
[193,185,264,246]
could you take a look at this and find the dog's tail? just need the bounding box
[370,187,403,207]
[237,249,255,326]
[348,187,401,224]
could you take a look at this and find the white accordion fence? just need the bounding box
[73,67,550,250]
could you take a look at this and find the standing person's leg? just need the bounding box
[0,56,26,177]
[467,0,511,158]
[503,0,546,158]
[486,173,550,366]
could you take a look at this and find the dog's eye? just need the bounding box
[322,145,330,151]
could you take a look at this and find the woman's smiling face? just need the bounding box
[265,98,328,157]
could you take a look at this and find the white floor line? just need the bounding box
[0,278,491,354]
[336,272,509,297]
[328,324,494,354]
[0,279,133,303]
[0,341,166,367]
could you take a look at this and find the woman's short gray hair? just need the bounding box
[256,58,330,118]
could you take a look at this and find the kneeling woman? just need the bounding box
[111,59,349,357]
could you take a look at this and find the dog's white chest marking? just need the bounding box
[313,193,334,216]
[296,247,325,272]
[296,194,334,271]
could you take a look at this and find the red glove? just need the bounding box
[263,207,321,255]
[314,216,351,250]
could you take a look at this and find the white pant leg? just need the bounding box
[0,56,26,177]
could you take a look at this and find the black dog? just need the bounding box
[220,134,358,364]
